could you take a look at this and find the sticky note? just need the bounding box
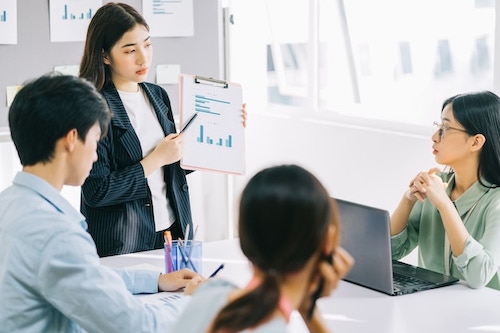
[156,64,181,85]
[54,65,80,77]
[6,85,23,107]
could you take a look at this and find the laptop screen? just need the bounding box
[336,198,395,294]
[335,198,459,295]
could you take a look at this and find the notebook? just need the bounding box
[336,198,459,296]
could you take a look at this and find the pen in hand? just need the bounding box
[179,112,198,134]
[209,264,225,278]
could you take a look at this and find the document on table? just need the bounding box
[127,263,186,305]
[136,291,185,305]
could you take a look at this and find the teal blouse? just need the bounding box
[391,173,500,290]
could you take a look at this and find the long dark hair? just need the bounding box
[442,91,500,187]
[209,164,336,332]
[79,2,149,90]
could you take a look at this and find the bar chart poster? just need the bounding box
[0,0,17,44]
[142,0,194,37]
[49,0,102,42]
[180,74,245,175]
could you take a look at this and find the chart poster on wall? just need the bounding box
[142,0,194,37]
[0,0,17,44]
[49,0,101,42]
[179,74,245,175]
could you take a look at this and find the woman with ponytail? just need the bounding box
[174,164,353,332]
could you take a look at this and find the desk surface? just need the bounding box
[101,239,500,333]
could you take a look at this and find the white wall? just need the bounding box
[0,136,18,191]
[230,111,436,233]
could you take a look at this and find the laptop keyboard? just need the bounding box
[393,273,429,290]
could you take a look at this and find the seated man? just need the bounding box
[0,74,202,332]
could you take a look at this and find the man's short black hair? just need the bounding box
[8,74,111,166]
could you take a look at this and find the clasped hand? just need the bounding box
[406,167,449,206]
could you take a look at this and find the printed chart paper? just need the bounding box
[179,74,245,175]
[142,0,194,37]
[0,0,17,44]
[49,0,101,42]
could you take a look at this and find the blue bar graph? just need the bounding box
[197,125,204,143]
[62,4,93,20]
[0,10,6,22]
[196,125,233,148]
[151,0,179,15]
[194,94,230,115]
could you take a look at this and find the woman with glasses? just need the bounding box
[391,91,500,290]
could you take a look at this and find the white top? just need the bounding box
[118,88,174,231]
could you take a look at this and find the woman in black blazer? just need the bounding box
[78,3,192,257]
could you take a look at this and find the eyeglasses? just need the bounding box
[433,121,469,140]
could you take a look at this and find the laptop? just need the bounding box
[336,198,459,296]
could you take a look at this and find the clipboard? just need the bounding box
[179,74,245,175]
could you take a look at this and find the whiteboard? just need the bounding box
[179,74,245,175]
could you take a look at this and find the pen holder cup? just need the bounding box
[164,240,202,274]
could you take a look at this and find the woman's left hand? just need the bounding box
[299,247,354,314]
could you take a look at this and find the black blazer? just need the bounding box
[81,81,193,257]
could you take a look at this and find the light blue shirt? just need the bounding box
[0,172,189,332]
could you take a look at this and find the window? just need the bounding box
[263,0,495,126]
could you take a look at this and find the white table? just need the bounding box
[101,239,500,333]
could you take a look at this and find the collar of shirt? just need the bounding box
[13,171,87,229]
[443,173,492,216]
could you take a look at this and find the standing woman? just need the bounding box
[79,2,193,256]
[391,91,500,289]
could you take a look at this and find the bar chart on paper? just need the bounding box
[61,4,93,20]
[49,0,102,42]
[0,1,17,44]
[180,74,245,175]
[196,125,234,148]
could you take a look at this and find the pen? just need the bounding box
[192,224,199,241]
[184,224,190,243]
[177,238,198,273]
[188,224,198,258]
[164,231,173,272]
[183,224,190,259]
[164,230,172,247]
[179,112,198,134]
[209,264,224,278]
